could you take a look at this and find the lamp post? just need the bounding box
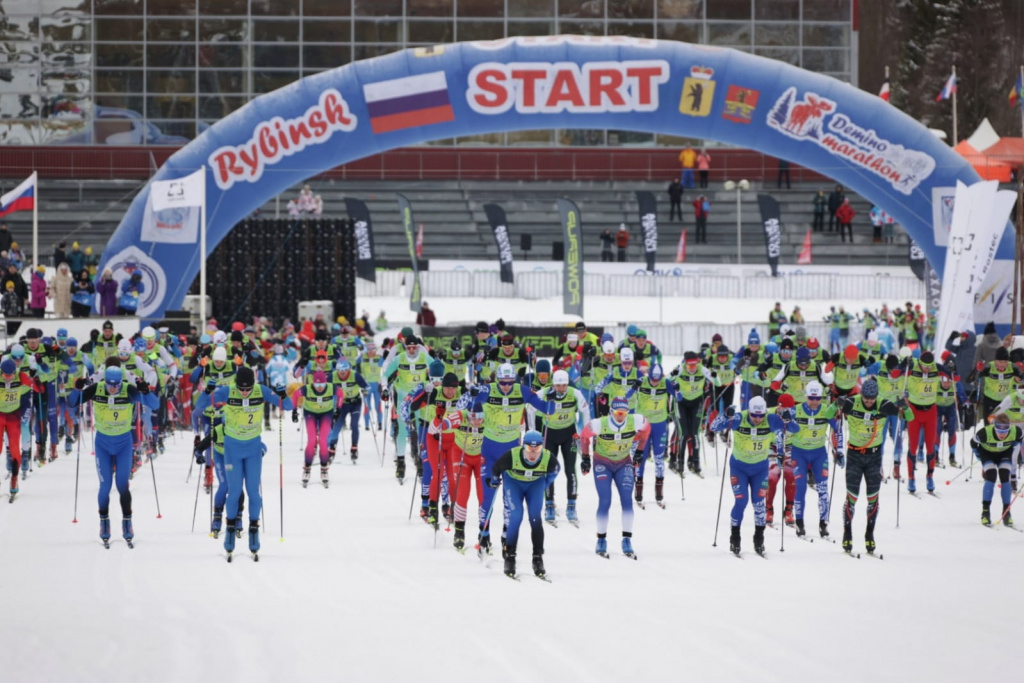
[723,179,750,265]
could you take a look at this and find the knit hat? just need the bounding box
[748,328,760,345]
[984,321,997,335]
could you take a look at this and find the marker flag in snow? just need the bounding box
[344,197,377,283]
[756,194,782,277]
[797,229,812,264]
[482,203,515,284]
[675,229,687,264]
[936,72,957,102]
[396,194,422,313]
[878,78,890,102]
[0,172,36,218]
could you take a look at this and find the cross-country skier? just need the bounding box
[450,401,486,552]
[76,365,150,548]
[0,359,33,501]
[358,341,383,430]
[711,395,799,557]
[903,350,941,493]
[489,430,560,579]
[327,359,367,465]
[579,396,651,559]
[382,335,430,483]
[838,378,911,556]
[400,359,447,519]
[670,351,714,475]
[535,369,591,525]
[970,346,1021,423]
[970,414,1022,526]
[788,381,843,538]
[935,369,965,468]
[420,371,463,527]
[627,363,677,509]
[193,407,245,538]
[766,393,798,526]
[292,370,336,487]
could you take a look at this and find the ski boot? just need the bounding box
[753,526,766,556]
[864,526,877,555]
[49,443,57,463]
[784,504,795,526]
[427,502,439,530]
[419,501,429,524]
[622,535,636,559]
[595,535,609,557]
[35,443,46,468]
[765,506,774,526]
[8,485,17,503]
[532,554,546,578]
[327,446,336,466]
[453,522,466,552]
[224,519,237,555]
[655,477,664,507]
[949,453,958,467]
[842,523,853,554]
[442,503,451,523]
[719,430,730,445]
[415,454,424,478]
[249,520,260,557]
[1003,505,1014,528]
[907,477,917,494]
[795,519,806,537]
[926,476,935,493]
[100,514,111,547]
[892,463,901,481]
[544,499,556,524]
[477,532,492,556]
[350,445,358,464]
[122,516,134,547]
[819,520,830,539]
[320,466,329,488]
[64,436,73,454]
[211,507,223,538]
[729,526,741,556]
[668,457,678,473]
[20,449,29,479]
[504,551,517,579]
[301,465,311,488]
[689,457,702,476]
[395,456,406,484]
[566,500,578,525]
[58,426,65,441]
[634,477,644,504]
[204,465,214,494]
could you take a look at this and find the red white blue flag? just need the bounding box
[936,72,957,102]
[878,78,890,102]
[363,71,455,135]
[0,172,36,218]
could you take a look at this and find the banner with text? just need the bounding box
[396,193,422,313]
[557,198,583,317]
[756,194,782,277]
[344,197,377,283]
[636,191,658,272]
[483,203,515,284]
[419,324,604,359]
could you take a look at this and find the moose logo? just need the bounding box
[767,86,935,196]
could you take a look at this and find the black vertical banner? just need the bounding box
[344,197,376,283]
[756,194,782,277]
[635,190,658,272]
[483,203,515,284]
[556,198,583,317]
[396,193,422,313]
[908,238,927,281]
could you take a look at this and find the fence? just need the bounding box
[358,270,925,302]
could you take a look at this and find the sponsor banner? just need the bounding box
[344,197,377,283]
[557,198,583,317]
[635,191,658,272]
[483,203,515,284]
[150,167,204,212]
[756,194,782,277]
[396,194,422,313]
[140,192,201,245]
[419,325,604,358]
[908,239,927,281]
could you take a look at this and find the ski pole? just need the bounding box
[139,405,162,519]
[279,408,284,541]
[996,480,1024,526]
[712,447,731,547]
[190,450,202,532]
[72,404,82,523]
[408,472,420,520]
[778,453,786,553]
[944,459,977,485]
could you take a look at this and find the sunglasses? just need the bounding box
[498,379,515,387]
[807,396,821,401]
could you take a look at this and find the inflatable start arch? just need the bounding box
[100,36,1015,324]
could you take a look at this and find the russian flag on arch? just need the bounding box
[363,71,456,135]
[936,72,957,102]
[0,172,36,218]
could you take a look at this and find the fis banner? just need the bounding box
[344,197,377,283]
[419,324,604,358]
[482,203,515,284]
[635,191,658,272]
[105,36,1006,329]
[756,194,782,277]
[557,198,583,318]
[396,193,422,313]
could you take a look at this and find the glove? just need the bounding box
[274,385,287,400]
[382,391,390,403]
[896,397,908,411]
[233,355,243,366]
[835,452,845,468]
[890,369,902,379]
[332,409,341,422]
[74,377,86,390]
[291,410,299,423]
[204,380,216,394]
[825,362,835,373]
[770,381,781,391]
[200,356,209,367]
[435,404,445,419]
[631,444,642,466]
[194,449,205,465]
[581,455,592,475]
[486,475,501,489]
[136,376,147,390]
[781,408,792,423]
[976,361,985,371]
[725,405,736,419]
[743,348,751,357]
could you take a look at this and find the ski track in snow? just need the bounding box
[3,407,1021,682]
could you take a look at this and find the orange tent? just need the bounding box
[981,137,1024,168]
[954,139,1013,181]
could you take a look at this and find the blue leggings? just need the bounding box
[637,419,667,480]
[35,382,58,446]
[501,476,546,553]
[936,403,958,456]
[791,445,830,521]
[479,437,518,535]
[329,400,361,448]
[883,414,903,461]
[594,457,634,535]
[730,456,769,527]
[95,432,133,516]
[212,448,245,516]
[363,382,382,428]
[224,435,264,528]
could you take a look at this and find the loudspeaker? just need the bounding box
[520,233,532,251]
[551,241,563,261]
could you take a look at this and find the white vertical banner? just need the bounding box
[150,167,205,211]
[142,167,205,244]
[936,181,974,347]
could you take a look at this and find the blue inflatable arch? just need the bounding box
[101,36,1011,320]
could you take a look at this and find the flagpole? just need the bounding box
[1019,64,1023,138]
[31,170,38,269]
[951,65,958,146]
[199,165,207,332]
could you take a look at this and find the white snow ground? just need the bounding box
[3,405,1021,682]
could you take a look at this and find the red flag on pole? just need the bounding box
[675,229,686,263]
[797,228,812,264]
[415,222,423,259]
